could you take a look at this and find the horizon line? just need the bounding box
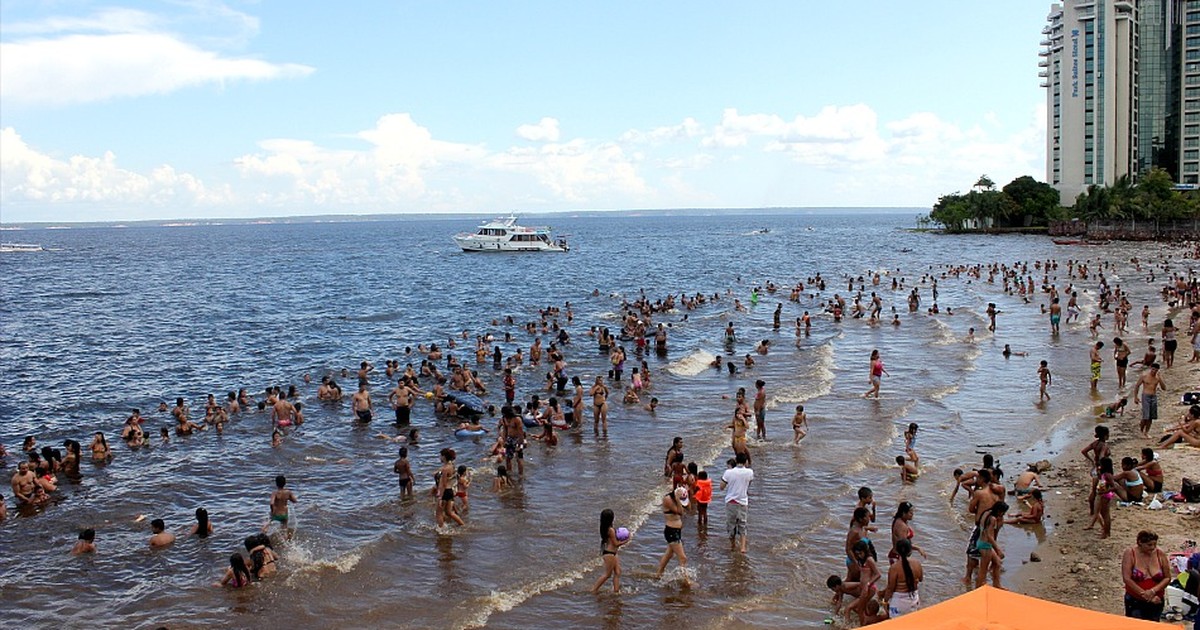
[2,206,926,228]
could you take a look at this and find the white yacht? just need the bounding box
[453,215,569,252]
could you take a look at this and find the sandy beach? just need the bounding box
[1018,356,1200,616]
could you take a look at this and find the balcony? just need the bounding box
[1039,70,1050,78]
[1039,48,1052,57]
[1041,81,1051,88]
[1041,39,1052,46]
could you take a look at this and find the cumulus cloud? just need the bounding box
[1,102,1045,219]
[516,117,561,142]
[0,7,312,106]
[619,118,702,145]
[0,127,229,208]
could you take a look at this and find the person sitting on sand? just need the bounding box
[1004,489,1044,525]
[1157,404,1200,447]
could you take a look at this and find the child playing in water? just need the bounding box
[950,468,979,504]
[792,405,808,444]
[896,449,919,482]
[1038,360,1052,400]
[1005,489,1045,525]
[491,465,509,491]
[694,470,712,527]
[455,465,471,512]
[1102,397,1128,418]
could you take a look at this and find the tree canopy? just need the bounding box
[928,169,1200,232]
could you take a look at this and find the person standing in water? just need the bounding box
[591,508,630,593]
[864,350,889,399]
[753,379,767,440]
[264,475,297,539]
[654,486,691,585]
[722,452,754,554]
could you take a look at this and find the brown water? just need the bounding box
[0,213,1190,628]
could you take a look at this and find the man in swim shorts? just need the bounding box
[352,383,373,422]
[1132,363,1166,438]
[1049,298,1061,335]
[501,406,526,476]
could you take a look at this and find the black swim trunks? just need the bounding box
[505,438,525,459]
[394,406,410,426]
[441,488,454,502]
[356,409,373,422]
[664,526,682,544]
[1116,358,1129,368]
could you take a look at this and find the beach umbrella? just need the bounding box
[873,585,1184,629]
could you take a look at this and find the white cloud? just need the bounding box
[516,117,561,142]
[620,118,702,145]
[0,7,312,106]
[0,103,1046,219]
[0,127,229,209]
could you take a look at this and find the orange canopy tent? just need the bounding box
[873,585,1184,630]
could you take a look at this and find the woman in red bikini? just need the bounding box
[1121,530,1171,620]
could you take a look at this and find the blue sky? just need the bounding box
[1,1,1051,222]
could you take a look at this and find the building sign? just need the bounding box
[1071,28,1079,97]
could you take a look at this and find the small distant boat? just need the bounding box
[753,228,770,234]
[0,242,45,252]
[453,215,569,252]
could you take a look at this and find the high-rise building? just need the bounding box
[1043,1,1138,205]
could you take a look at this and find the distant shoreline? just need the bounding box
[0,206,922,230]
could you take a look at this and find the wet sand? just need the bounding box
[1017,355,1200,615]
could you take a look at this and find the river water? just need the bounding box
[0,211,1188,628]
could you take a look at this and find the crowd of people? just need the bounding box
[3,248,1199,627]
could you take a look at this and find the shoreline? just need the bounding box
[1013,353,1200,615]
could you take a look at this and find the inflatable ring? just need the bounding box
[454,429,487,439]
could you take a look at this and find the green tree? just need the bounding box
[930,193,971,232]
[1001,175,1060,226]
[1133,168,1176,219]
[974,175,996,191]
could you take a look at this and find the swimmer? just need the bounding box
[149,518,176,549]
[71,528,96,555]
[643,397,659,414]
[1002,344,1028,358]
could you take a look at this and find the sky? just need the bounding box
[0,1,1053,222]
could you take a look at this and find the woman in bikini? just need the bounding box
[654,487,690,585]
[216,553,253,588]
[589,376,609,434]
[591,508,629,593]
[883,538,923,617]
[1113,457,1145,503]
[1121,530,1171,620]
[888,502,926,564]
